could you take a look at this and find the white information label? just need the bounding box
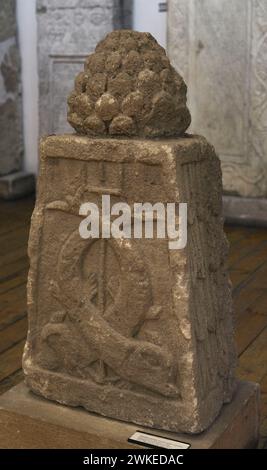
[128,431,190,449]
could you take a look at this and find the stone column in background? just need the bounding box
[0,0,34,199]
[168,0,267,199]
[37,0,131,136]
[0,0,21,175]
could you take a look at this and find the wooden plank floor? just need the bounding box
[0,196,267,449]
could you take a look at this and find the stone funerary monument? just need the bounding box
[23,30,237,435]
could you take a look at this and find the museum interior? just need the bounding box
[0,0,267,451]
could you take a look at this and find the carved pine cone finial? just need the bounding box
[67,30,191,138]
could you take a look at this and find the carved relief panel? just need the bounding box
[168,0,267,197]
[28,138,180,400]
[37,0,118,135]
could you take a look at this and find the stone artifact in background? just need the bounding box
[37,0,132,136]
[0,0,34,199]
[24,31,237,433]
[0,0,21,176]
[168,0,267,199]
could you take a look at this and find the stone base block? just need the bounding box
[0,171,35,200]
[223,195,267,227]
[0,381,259,449]
[23,134,237,434]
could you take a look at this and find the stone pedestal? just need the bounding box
[223,195,267,227]
[24,133,236,434]
[0,381,259,449]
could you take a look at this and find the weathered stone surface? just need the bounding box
[168,0,267,197]
[23,133,236,433]
[37,0,127,136]
[67,31,191,137]
[0,0,16,42]
[0,0,22,176]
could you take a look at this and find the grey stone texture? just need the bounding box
[0,0,22,176]
[168,0,267,198]
[37,0,127,136]
[113,0,133,30]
